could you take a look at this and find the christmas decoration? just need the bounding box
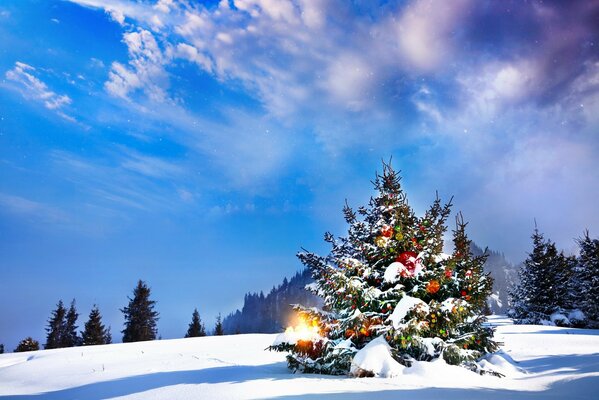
[269,162,497,376]
[381,225,394,238]
[426,279,440,294]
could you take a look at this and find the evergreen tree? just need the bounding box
[14,337,39,352]
[104,327,113,344]
[0,343,4,354]
[185,308,206,338]
[121,280,159,342]
[509,228,573,325]
[576,231,599,327]
[214,313,224,336]
[81,305,112,345]
[270,163,497,375]
[62,299,81,347]
[45,300,67,349]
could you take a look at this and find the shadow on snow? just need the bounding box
[1,352,598,399]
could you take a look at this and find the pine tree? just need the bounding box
[14,337,39,352]
[0,343,4,354]
[185,308,206,338]
[576,231,599,327]
[270,163,497,375]
[45,300,67,349]
[81,305,112,345]
[509,227,573,325]
[214,313,224,336]
[62,299,81,347]
[121,280,159,342]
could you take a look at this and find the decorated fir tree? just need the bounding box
[270,163,497,376]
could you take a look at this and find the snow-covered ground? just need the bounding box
[1,316,598,399]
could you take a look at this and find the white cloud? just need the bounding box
[106,7,126,25]
[4,62,75,121]
[105,29,170,101]
[0,193,69,224]
[176,43,213,72]
[154,0,174,14]
[324,53,375,111]
[120,151,184,178]
[233,0,299,23]
[396,0,471,71]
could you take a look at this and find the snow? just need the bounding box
[550,312,570,325]
[387,295,430,329]
[383,262,403,283]
[1,316,598,399]
[350,336,404,378]
[569,309,586,322]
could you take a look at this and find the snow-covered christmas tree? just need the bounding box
[270,163,498,376]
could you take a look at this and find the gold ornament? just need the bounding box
[375,236,388,247]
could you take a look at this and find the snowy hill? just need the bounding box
[1,317,598,399]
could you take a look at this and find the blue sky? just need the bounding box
[1,0,598,350]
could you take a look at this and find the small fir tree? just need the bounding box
[45,300,67,349]
[0,343,4,354]
[81,305,112,345]
[185,308,207,338]
[121,280,159,342]
[63,299,81,347]
[576,231,599,327]
[214,314,224,336]
[15,337,39,352]
[270,163,497,375]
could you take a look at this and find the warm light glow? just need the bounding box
[285,315,320,342]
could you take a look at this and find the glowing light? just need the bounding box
[285,316,320,342]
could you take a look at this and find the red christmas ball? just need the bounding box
[381,225,394,238]
[396,251,419,276]
[397,251,417,265]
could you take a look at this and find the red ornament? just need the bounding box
[381,225,394,238]
[396,251,419,276]
[444,268,453,278]
[426,279,440,294]
[461,290,467,296]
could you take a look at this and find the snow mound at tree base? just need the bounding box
[350,336,404,378]
[477,351,526,378]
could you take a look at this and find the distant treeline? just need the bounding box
[222,269,321,334]
[1,280,221,354]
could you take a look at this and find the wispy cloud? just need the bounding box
[105,29,171,101]
[61,0,599,258]
[50,148,193,213]
[4,62,76,122]
[0,193,69,224]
